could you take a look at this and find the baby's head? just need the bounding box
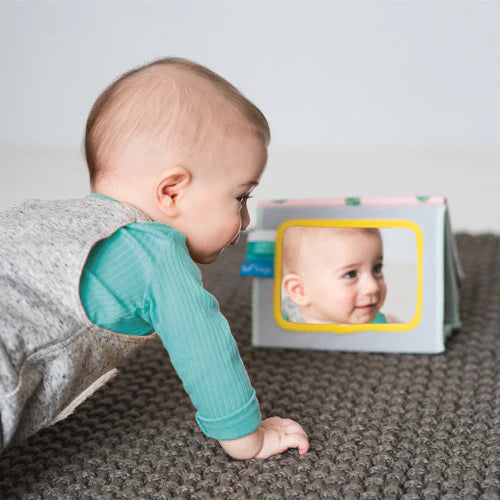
[282,226,387,324]
[85,58,270,263]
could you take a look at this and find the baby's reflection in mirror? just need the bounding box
[281,226,398,324]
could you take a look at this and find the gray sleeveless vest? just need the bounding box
[0,198,154,451]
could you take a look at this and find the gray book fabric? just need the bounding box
[0,234,498,499]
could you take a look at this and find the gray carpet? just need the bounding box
[0,234,499,499]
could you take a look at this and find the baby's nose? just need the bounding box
[362,275,380,295]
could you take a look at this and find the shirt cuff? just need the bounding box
[195,389,261,440]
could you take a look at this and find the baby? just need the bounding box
[282,226,392,324]
[0,58,309,459]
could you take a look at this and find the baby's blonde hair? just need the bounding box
[282,226,381,274]
[84,57,270,186]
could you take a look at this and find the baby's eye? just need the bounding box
[237,194,253,204]
[373,263,383,275]
[344,270,357,279]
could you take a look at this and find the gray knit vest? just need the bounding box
[0,198,155,451]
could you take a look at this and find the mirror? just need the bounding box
[279,225,418,326]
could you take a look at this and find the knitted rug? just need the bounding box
[0,234,498,499]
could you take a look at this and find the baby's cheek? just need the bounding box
[229,217,242,236]
[378,282,387,307]
[222,217,242,243]
[338,290,357,311]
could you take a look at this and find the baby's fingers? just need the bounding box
[255,428,310,459]
[256,416,310,459]
[280,418,308,438]
[264,417,309,444]
[282,431,310,456]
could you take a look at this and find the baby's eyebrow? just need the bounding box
[335,262,361,273]
[239,180,259,189]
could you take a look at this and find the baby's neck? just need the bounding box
[91,181,158,223]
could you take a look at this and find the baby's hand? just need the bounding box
[218,416,309,460]
[255,416,310,459]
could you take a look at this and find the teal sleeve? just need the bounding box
[141,227,261,440]
[80,221,261,440]
[80,227,153,335]
[371,311,388,324]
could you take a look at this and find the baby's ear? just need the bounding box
[156,167,191,217]
[282,273,309,306]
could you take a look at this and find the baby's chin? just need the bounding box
[190,237,240,264]
[192,252,221,265]
[187,247,222,264]
[348,307,380,324]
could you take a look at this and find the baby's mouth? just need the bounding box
[356,303,377,312]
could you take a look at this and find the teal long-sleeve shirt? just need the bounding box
[79,195,260,440]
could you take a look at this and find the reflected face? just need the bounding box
[286,229,387,324]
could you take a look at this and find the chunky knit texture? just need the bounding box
[0,234,498,499]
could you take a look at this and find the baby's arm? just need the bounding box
[219,417,309,460]
[145,232,309,460]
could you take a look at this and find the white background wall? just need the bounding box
[1,1,499,232]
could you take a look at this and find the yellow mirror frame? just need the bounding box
[273,219,424,334]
